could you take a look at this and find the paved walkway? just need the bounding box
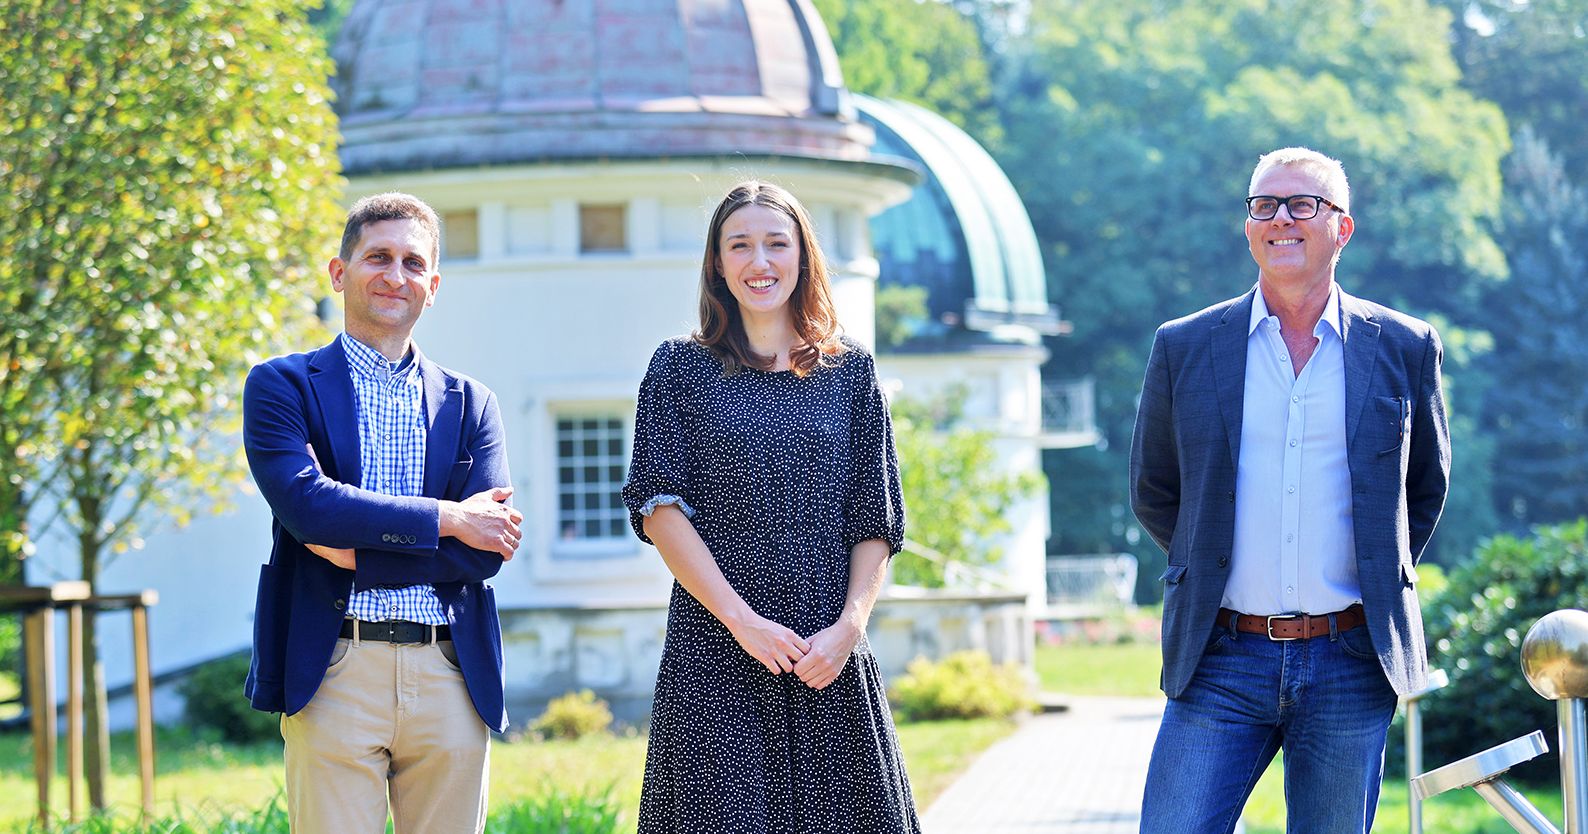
[921,696,1167,834]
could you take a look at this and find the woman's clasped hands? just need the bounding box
[727,610,858,690]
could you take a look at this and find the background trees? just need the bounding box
[890,395,1045,588]
[811,0,999,142]
[814,0,1577,571]
[0,0,343,805]
[1479,130,1588,525]
[993,0,1509,565]
[1439,0,1588,532]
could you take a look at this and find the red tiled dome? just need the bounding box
[332,0,871,174]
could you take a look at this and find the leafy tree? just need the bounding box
[1000,0,1508,559]
[1429,320,1500,563]
[811,0,1000,143]
[891,393,1044,587]
[1,0,342,805]
[1480,128,1588,527]
[307,0,355,41]
[1440,0,1588,185]
[874,284,930,351]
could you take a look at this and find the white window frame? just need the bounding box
[546,406,634,561]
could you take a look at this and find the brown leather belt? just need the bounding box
[1218,603,1366,641]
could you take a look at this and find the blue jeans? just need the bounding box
[1139,619,1400,834]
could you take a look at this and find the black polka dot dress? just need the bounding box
[623,336,919,834]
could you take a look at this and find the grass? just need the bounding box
[1037,637,1572,834]
[1034,639,1166,698]
[491,731,647,825]
[1241,756,1566,833]
[895,717,1018,806]
[0,712,1011,830]
[0,726,284,824]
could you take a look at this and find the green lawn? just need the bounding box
[1241,756,1565,834]
[895,717,1017,806]
[0,714,1012,830]
[1034,640,1165,698]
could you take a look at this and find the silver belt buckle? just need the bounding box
[1266,614,1301,641]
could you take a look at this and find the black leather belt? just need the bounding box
[339,619,450,644]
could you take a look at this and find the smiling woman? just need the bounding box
[620,181,919,833]
[717,204,802,325]
[693,181,846,378]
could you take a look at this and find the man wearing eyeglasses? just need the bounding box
[1130,147,1450,833]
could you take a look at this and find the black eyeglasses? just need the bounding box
[1245,194,1344,221]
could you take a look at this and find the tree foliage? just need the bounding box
[1480,129,1588,527]
[811,0,1000,143]
[1440,0,1588,185]
[874,284,930,351]
[1,0,343,566]
[891,392,1044,587]
[0,0,343,805]
[1000,0,1509,558]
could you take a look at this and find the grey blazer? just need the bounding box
[1129,286,1450,698]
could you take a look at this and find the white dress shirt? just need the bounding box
[1223,283,1363,615]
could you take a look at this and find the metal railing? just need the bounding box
[1410,609,1588,834]
[1041,377,1098,444]
[898,538,1013,592]
[1045,553,1137,613]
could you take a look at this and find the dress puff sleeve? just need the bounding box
[623,339,696,545]
[844,349,906,555]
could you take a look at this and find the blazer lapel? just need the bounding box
[307,338,361,487]
[1211,289,1256,467]
[1340,290,1381,449]
[418,346,465,499]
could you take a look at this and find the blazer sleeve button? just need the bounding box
[1217,556,1229,567]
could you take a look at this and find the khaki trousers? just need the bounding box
[281,636,489,834]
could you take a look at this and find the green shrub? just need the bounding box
[1420,520,1588,784]
[179,652,280,745]
[530,690,614,740]
[888,650,1034,721]
[1414,561,1450,603]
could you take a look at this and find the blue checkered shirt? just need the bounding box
[340,333,447,625]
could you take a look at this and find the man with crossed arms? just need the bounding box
[243,192,521,833]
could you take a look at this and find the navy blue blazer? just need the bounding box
[241,337,511,732]
[1130,287,1450,698]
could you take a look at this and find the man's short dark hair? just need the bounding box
[339,192,442,265]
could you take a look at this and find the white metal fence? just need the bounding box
[1045,553,1138,615]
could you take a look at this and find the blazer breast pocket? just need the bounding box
[1374,395,1411,456]
[446,456,474,496]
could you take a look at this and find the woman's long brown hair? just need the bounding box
[694,181,846,377]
